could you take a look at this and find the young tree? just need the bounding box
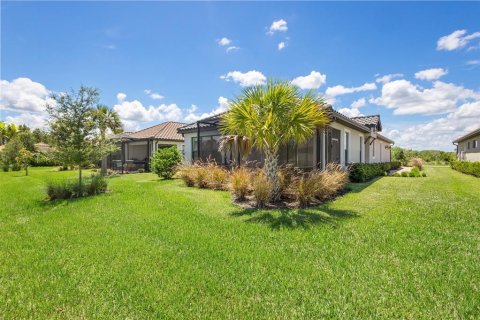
[47,86,100,188]
[150,146,182,179]
[0,122,6,145]
[93,105,123,175]
[1,137,23,166]
[16,148,34,176]
[220,80,330,200]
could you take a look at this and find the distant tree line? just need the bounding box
[392,146,456,165]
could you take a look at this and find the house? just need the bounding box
[453,128,480,162]
[34,142,52,153]
[109,121,186,172]
[177,107,394,169]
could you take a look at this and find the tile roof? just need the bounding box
[351,115,382,131]
[453,127,480,143]
[115,121,186,141]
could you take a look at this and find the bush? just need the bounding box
[401,172,409,177]
[207,164,229,190]
[392,172,401,177]
[230,167,250,200]
[291,174,317,208]
[313,164,349,201]
[150,146,182,179]
[2,164,9,172]
[349,162,401,182]
[252,172,271,208]
[11,163,21,171]
[411,158,424,171]
[422,172,427,177]
[177,164,196,187]
[46,174,108,200]
[194,165,209,188]
[451,161,480,177]
[409,167,421,177]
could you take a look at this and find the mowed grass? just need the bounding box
[1,167,479,319]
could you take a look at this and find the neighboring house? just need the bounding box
[453,128,480,162]
[34,142,51,153]
[177,107,394,169]
[109,121,186,172]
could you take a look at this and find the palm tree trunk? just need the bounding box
[101,156,107,176]
[264,150,281,201]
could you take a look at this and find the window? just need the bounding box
[473,140,478,149]
[192,137,198,160]
[192,135,222,163]
[297,137,314,168]
[344,132,350,165]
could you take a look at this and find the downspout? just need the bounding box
[121,141,125,174]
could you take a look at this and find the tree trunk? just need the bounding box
[101,156,107,176]
[78,166,83,192]
[25,166,28,176]
[264,150,281,201]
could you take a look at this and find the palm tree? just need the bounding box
[220,80,330,200]
[93,105,123,175]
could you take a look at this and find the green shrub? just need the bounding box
[150,146,182,179]
[401,172,409,177]
[11,163,21,171]
[46,174,108,200]
[422,172,427,177]
[252,172,271,208]
[410,167,421,177]
[349,162,401,182]
[451,161,480,177]
[2,164,9,172]
[230,167,250,200]
[392,172,401,177]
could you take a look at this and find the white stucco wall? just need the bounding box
[457,134,480,161]
[329,122,366,165]
[366,137,391,163]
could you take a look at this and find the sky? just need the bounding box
[1,1,479,151]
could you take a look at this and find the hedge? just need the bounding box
[349,161,401,182]
[451,161,480,177]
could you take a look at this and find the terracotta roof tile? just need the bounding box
[116,122,186,141]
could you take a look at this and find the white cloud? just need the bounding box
[372,80,480,115]
[220,70,266,87]
[414,68,448,81]
[5,112,47,130]
[184,96,230,122]
[437,29,480,51]
[113,93,182,127]
[0,77,54,113]
[375,73,403,84]
[291,71,327,90]
[466,59,480,65]
[226,46,240,53]
[337,98,366,118]
[385,101,480,150]
[217,37,232,46]
[267,19,287,35]
[325,82,377,97]
[144,89,164,100]
[278,42,286,50]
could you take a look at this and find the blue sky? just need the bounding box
[1,1,479,151]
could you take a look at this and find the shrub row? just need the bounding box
[451,161,480,177]
[177,162,349,208]
[392,167,427,178]
[46,174,108,200]
[349,161,401,182]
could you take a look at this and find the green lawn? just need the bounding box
[1,167,479,319]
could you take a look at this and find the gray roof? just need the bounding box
[177,113,224,133]
[453,128,480,143]
[351,115,382,131]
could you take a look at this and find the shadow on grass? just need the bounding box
[231,205,358,230]
[346,176,380,194]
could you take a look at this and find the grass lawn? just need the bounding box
[1,166,479,319]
